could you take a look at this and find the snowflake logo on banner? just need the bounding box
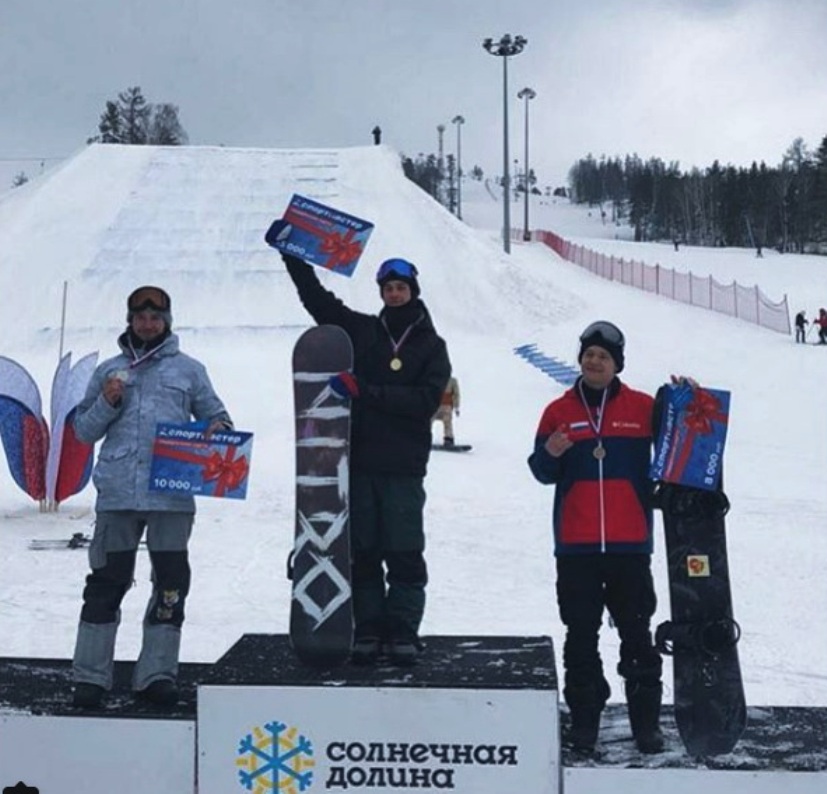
[236,721,315,793]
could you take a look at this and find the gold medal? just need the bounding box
[390,357,403,371]
[593,442,606,460]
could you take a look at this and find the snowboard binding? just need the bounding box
[652,482,730,520]
[656,616,741,658]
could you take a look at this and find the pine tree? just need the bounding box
[95,101,124,143]
[117,86,151,144]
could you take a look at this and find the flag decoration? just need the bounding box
[0,352,97,505]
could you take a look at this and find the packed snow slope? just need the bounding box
[0,143,824,711]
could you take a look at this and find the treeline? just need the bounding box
[87,86,188,146]
[568,135,827,253]
[401,153,485,214]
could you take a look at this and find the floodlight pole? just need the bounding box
[452,115,465,220]
[483,34,527,254]
[517,87,536,242]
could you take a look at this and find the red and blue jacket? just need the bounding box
[528,378,655,556]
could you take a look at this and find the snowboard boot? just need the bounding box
[137,678,180,707]
[386,638,422,667]
[626,681,665,754]
[564,682,609,755]
[443,437,455,448]
[72,682,105,709]
[351,636,382,665]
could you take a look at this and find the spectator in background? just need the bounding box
[813,308,827,344]
[794,310,809,344]
[432,376,461,447]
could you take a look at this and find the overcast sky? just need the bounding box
[2,0,826,190]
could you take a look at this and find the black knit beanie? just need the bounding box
[578,321,625,373]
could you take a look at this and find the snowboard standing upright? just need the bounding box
[652,384,746,756]
[289,325,354,666]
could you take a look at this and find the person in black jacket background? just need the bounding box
[282,253,451,665]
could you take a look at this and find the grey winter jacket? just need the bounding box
[74,332,232,513]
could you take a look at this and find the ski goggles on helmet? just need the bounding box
[127,286,171,313]
[376,258,419,283]
[579,321,625,349]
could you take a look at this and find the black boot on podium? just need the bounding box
[564,681,609,755]
[626,681,665,754]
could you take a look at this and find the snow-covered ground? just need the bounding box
[1,143,825,724]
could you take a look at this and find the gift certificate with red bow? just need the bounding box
[268,194,374,277]
[650,384,730,491]
[149,423,254,500]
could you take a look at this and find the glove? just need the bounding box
[265,219,292,248]
[329,372,360,399]
[455,409,460,417]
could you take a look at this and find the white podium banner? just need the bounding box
[199,684,559,793]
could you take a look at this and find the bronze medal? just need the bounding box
[390,357,403,371]
[593,442,606,460]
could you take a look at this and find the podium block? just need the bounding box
[198,634,560,794]
[0,657,208,793]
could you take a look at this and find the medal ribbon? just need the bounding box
[127,337,170,369]
[576,381,608,445]
[381,315,422,362]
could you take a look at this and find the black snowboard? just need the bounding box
[431,443,472,452]
[289,325,354,666]
[652,392,746,756]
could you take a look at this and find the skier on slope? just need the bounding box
[282,253,451,665]
[794,310,808,344]
[814,308,827,344]
[69,286,233,709]
[528,321,665,756]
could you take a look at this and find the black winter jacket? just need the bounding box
[285,256,451,477]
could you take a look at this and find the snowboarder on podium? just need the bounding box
[282,253,451,665]
[69,286,233,709]
[528,321,665,755]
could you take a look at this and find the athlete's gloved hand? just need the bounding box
[329,372,360,399]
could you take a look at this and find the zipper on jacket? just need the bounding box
[598,457,606,552]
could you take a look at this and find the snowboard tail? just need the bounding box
[289,325,355,666]
[654,480,747,756]
[431,443,472,453]
[651,382,745,756]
